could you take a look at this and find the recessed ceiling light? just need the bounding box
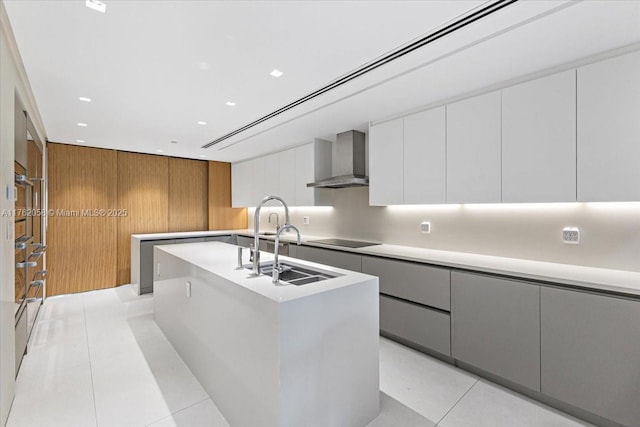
[199,155,206,158]
[197,121,207,125]
[77,122,88,127]
[76,139,85,143]
[156,149,164,153]
[225,101,236,107]
[85,0,106,13]
[269,69,284,78]
[79,97,92,102]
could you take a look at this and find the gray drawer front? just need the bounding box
[380,295,451,356]
[293,245,362,272]
[174,237,206,244]
[541,287,640,426]
[236,235,253,248]
[362,256,450,311]
[451,271,540,392]
[205,235,233,243]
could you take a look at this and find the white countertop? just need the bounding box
[138,229,640,297]
[155,241,377,303]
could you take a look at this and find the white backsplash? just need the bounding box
[249,187,640,272]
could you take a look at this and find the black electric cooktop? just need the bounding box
[308,238,381,248]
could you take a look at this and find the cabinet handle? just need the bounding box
[16,261,37,268]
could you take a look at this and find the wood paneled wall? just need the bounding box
[208,161,247,230]
[47,143,248,295]
[169,157,208,232]
[48,144,118,296]
[116,152,169,284]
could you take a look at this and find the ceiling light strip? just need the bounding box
[202,0,518,149]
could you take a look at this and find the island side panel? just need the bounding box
[278,278,380,427]
[130,236,141,294]
[153,248,281,427]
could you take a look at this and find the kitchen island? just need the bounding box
[153,241,380,427]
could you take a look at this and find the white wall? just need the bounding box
[0,2,47,424]
[251,187,640,273]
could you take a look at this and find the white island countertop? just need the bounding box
[155,240,376,302]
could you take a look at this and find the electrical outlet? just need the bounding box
[420,221,431,234]
[303,216,310,225]
[562,227,580,244]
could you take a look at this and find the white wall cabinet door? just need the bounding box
[231,160,252,208]
[404,107,446,204]
[278,149,295,205]
[577,50,640,202]
[251,157,266,206]
[369,118,404,206]
[447,91,502,204]
[294,143,315,206]
[263,153,279,199]
[502,70,576,203]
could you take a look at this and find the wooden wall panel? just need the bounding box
[168,158,208,232]
[47,144,117,296]
[208,161,247,230]
[116,152,169,285]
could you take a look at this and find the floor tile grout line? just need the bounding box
[434,377,480,426]
[82,295,100,427]
[144,397,212,427]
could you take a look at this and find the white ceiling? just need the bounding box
[5,1,640,163]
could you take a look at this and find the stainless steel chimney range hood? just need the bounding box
[307,130,368,189]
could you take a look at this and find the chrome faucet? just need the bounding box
[273,224,301,284]
[268,212,280,231]
[253,196,290,276]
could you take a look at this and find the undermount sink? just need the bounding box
[244,261,340,286]
[259,231,278,236]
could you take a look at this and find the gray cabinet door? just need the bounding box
[541,287,640,426]
[451,271,540,391]
[141,239,175,294]
[293,246,361,272]
[362,256,450,311]
[380,295,451,356]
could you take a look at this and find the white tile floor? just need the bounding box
[7,287,593,427]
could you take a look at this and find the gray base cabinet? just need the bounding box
[362,256,450,311]
[451,271,541,391]
[290,245,362,272]
[380,295,450,356]
[541,287,640,426]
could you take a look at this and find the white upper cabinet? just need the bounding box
[502,70,577,203]
[294,141,332,207]
[369,118,404,206]
[447,91,502,204]
[404,107,446,204]
[263,153,279,197]
[294,143,315,207]
[231,160,252,208]
[278,149,295,205]
[251,157,266,206]
[577,50,640,202]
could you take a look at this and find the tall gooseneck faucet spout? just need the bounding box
[253,196,290,276]
[273,224,301,284]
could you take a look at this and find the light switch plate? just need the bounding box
[303,216,310,225]
[420,221,431,234]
